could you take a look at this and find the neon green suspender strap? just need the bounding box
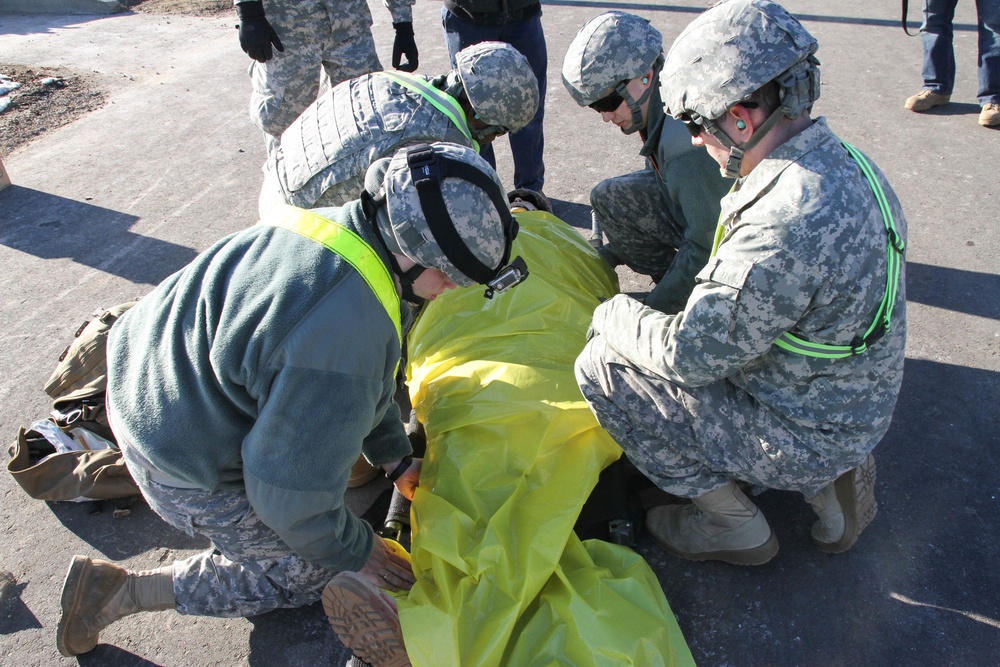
[376,71,480,153]
[264,205,402,371]
[710,142,904,359]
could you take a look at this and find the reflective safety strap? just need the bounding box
[773,141,904,358]
[376,71,480,153]
[709,182,739,259]
[262,206,402,366]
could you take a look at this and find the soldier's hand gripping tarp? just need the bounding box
[400,211,694,666]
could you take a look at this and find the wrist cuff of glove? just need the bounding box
[386,455,413,483]
[393,21,414,36]
[236,1,265,19]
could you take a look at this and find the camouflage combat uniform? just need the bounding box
[576,117,907,499]
[259,71,477,216]
[591,84,734,315]
[239,0,415,155]
[107,202,412,617]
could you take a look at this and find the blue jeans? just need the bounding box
[921,0,1000,104]
[442,6,547,192]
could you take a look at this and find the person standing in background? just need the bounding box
[234,0,421,156]
[440,0,547,193]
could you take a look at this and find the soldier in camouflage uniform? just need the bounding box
[562,12,733,315]
[234,0,419,157]
[55,143,524,656]
[575,0,907,566]
[258,41,539,217]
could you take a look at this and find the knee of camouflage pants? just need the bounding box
[575,336,732,497]
[589,171,680,278]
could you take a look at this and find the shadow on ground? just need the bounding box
[48,497,207,561]
[638,356,1000,665]
[0,187,196,286]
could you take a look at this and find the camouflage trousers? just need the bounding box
[575,335,863,499]
[250,0,382,156]
[120,442,337,618]
[590,167,681,278]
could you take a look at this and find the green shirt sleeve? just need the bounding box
[646,148,730,315]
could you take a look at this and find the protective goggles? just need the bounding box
[678,112,706,138]
[588,82,629,113]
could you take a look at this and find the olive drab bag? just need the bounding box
[6,302,141,502]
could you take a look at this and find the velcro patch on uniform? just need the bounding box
[707,257,754,290]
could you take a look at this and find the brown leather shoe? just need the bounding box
[904,90,951,112]
[979,102,1000,126]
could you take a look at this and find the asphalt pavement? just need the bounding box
[1,1,998,665]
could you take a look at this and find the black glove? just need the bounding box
[392,22,419,72]
[236,1,284,63]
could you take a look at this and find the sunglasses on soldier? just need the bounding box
[588,82,629,113]
[680,102,760,138]
[678,113,705,138]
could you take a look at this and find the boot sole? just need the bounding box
[56,555,94,657]
[650,526,779,566]
[814,453,877,553]
[322,574,409,667]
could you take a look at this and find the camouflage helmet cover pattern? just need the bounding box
[561,11,663,107]
[456,42,539,133]
[661,0,819,122]
[373,142,508,287]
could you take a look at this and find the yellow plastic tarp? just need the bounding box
[400,212,694,667]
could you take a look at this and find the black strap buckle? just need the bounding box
[406,144,438,181]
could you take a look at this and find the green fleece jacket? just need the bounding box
[640,85,734,315]
[107,201,411,572]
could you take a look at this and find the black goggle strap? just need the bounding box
[406,144,516,285]
[385,249,425,304]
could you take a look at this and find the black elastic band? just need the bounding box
[386,455,413,483]
[407,147,514,284]
[902,0,917,36]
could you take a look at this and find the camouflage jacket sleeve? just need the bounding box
[383,0,414,24]
[591,238,817,388]
[592,118,902,392]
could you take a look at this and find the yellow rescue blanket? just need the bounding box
[400,212,693,666]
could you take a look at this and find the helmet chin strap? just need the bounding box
[704,105,787,178]
[362,189,428,305]
[616,66,660,135]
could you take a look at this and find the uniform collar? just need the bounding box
[722,116,833,219]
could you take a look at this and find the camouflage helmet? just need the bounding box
[455,42,539,134]
[366,142,517,289]
[561,11,663,107]
[661,0,820,123]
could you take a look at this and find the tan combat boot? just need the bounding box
[979,102,1000,127]
[904,90,951,112]
[323,572,410,667]
[645,481,779,566]
[349,454,381,488]
[57,555,174,657]
[806,453,877,553]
